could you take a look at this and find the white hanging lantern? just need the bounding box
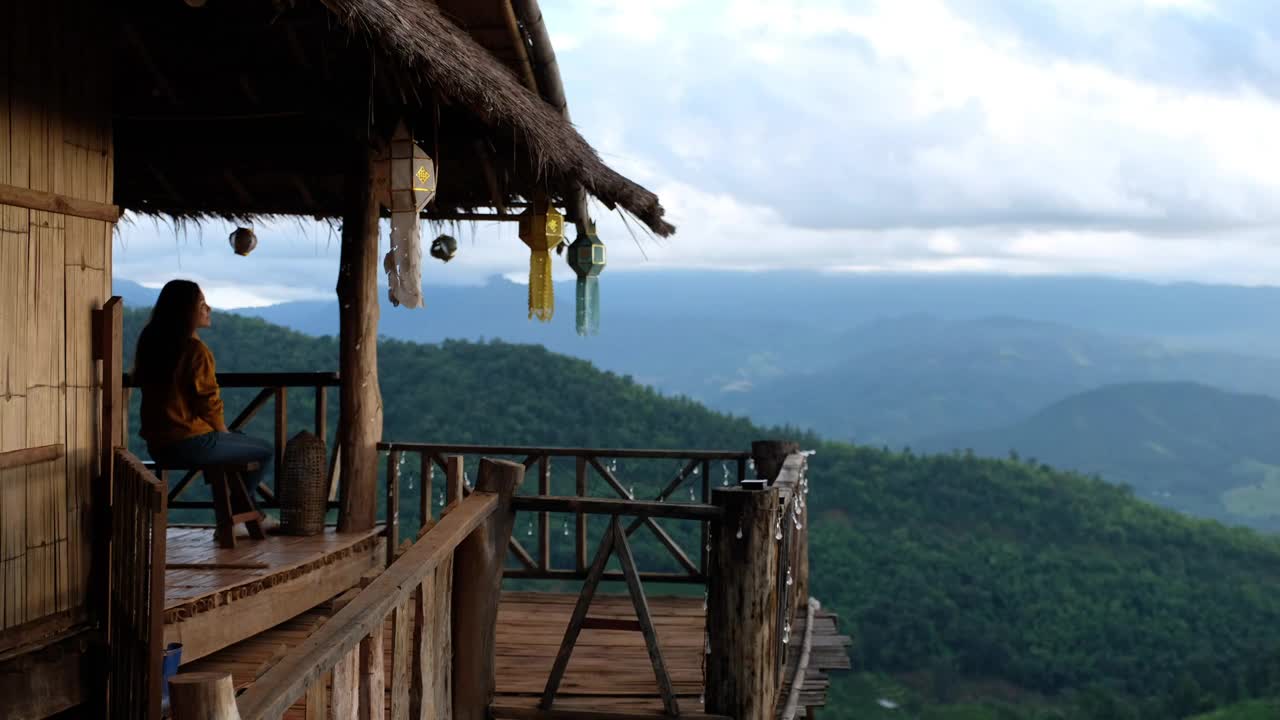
[378,120,437,308]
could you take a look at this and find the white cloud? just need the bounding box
[112,0,1280,297]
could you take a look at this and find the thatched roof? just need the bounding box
[111,0,673,236]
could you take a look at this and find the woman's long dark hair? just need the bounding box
[133,279,203,385]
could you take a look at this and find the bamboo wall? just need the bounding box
[0,0,113,643]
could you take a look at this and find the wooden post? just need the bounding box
[275,387,288,484]
[445,456,465,508]
[752,440,799,486]
[337,148,382,532]
[452,458,524,720]
[575,456,587,572]
[169,672,242,720]
[359,628,385,720]
[387,449,401,567]
[707,485,782,720]
[315,385,327,444]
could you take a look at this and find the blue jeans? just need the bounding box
[150,432,273,499]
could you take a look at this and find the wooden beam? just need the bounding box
[452,459,525,720]
[0,183,120,223]
[511,496,721,522]
[611,522,679,717]
[234,494,497,719]
[378,442,748,462]
[0,444,63,471]
[491,706,731,720]
[539,517,617,710]
[337,147,382,532]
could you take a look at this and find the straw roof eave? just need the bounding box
[327,0,674,237]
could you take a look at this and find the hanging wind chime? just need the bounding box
[377,120,437,308]
[518,201,565,321]
[566,221,606,335]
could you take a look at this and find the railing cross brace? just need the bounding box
[539,515,681,716]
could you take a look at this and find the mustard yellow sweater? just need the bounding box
[139,338,226,449]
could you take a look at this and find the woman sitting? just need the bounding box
[134,279,273,507]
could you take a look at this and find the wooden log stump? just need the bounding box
[452,458,524,720]
[707,485,782,720]
[751,440,799,486]
[169,672,242,720]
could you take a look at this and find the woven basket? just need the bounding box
[278,430,328,536]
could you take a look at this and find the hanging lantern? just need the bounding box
[377,121,437,308]
[228,227,257,256]
[566,223,606,335]
[519,205,565,321]
[430,234,458,263]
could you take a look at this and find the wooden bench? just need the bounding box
[151,460,266,548]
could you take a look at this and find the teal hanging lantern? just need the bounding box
[566,223,606,336]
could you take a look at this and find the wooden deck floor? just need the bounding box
[492,591,707,715]
[183,590,850,719]
[165,525,384,662]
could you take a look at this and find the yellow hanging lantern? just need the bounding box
[519,205,565,321]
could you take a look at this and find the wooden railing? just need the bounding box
[168,441,813,720]
[107,448,168,720]
[122,371,340,510]
[707,442,813,720]
[378,442,751,583]
[173,457,524,720]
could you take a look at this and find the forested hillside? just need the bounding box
[921,382,1280,531]
[122,308,1280,719]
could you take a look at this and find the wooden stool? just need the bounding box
[203,461,266,548]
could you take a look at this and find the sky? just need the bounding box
[113,0,1280,308]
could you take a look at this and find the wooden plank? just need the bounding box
[390,598,411,719]
[165,536,384,663]
[0,444,63,470]
[1,199,30,630]
[235,493,497,720]
[0,183,119,223]
[432,555,453,720]
[331,647,358,720]
[580,618,642,633]
[611,522,678,717]
[359,628,385,720]
[512,496,720,522]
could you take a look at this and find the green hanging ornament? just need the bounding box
[566,223,606,336]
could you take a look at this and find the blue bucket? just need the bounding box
[161,643,183,709]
